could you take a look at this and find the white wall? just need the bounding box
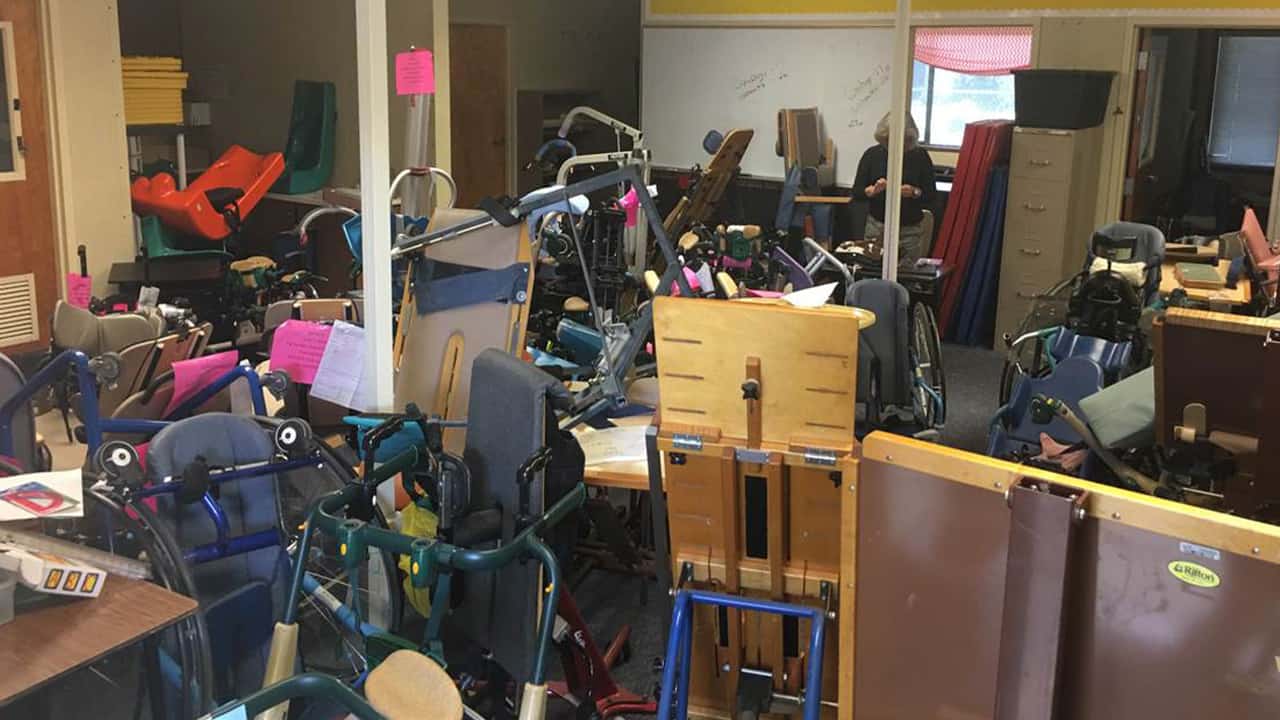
[42,0,134,295]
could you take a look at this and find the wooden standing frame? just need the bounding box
[651,296,873,718]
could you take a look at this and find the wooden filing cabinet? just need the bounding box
[995,126,1103,344]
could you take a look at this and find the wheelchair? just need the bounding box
[998,222,1166,407]
[991,222,1165,473]
[848,278,946,438]
[1,350,399,717]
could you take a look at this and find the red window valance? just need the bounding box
[914,26,1033,76]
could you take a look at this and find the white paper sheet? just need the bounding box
[782,282,837,308]
[578,425,649,466]
[309,321,375,412]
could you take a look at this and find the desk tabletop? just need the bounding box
[573,414,656,492]
[1159,259,1250,307]
[0,575,197,704]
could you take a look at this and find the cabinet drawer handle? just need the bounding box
[1016,291,1037,299]
[1022,203,1047,212]
[1019,248,1042,256]
[1029,159,1053,167]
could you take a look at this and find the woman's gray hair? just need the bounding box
[874,112,920,149]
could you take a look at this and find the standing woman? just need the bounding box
[853,112,936,268]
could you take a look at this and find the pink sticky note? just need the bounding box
[618,188,639,228]
[270,320,333,385]
[164,350,241,417]
[66,274,92,309]
[395,49,435,96]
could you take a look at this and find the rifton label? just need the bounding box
[1168,561,1220,589]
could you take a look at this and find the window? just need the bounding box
[911,61,1016,148]
[910,26,1032,149]
[0,21,24,181]
[1208,34,1280,169]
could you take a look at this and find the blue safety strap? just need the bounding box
[413,259,530,315]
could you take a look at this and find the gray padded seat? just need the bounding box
[147,413,290,703]
[0,354,38,471]
[847,279,912,410]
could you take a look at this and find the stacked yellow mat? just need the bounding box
[122,56,187,125]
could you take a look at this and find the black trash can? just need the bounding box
[1013,69,1116,129]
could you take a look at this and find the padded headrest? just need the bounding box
[1092,222,1165,268]
[146,412,275,479]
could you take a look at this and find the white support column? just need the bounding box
[882,0,912,282]
[355,0,395,411]
[432,0,452,176]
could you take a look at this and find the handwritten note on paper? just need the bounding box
[163,350,240,417]
[66,274,92,309]
[578,425,648,467]
[270,320,333,385]
[309,321,374,412]
[395,49,435,96]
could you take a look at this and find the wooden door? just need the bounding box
[0,0,56,351]
[449,24,508,208]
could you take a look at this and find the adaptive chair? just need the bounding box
[1241,206,1278,305]
[0,353,49,473]
[272,80,337,195]
[774,108,840,244]
[848,278,946,437]
[131,145,285,241]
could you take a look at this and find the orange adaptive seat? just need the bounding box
[131,145,285,240]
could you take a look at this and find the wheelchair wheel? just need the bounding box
[268,426,403,682]
[910,302,946,429]
[36,484,216,718]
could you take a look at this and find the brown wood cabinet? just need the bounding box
[994,126,1103,344]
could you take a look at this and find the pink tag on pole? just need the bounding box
[395,49,435,96]
[163,350,241,417]
[618,188,640,228]
[66,274,92,309]
[270,320,334,385]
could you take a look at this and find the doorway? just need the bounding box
[449,23,509,208]
[1122,28,1280,240]
[0,0,57,351]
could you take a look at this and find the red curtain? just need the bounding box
[914,26,1033,76]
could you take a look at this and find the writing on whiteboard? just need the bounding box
[846,63,892,127]
[736,69,793,101]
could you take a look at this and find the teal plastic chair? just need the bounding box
[272,80,336,195]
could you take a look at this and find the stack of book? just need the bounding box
[122,56,187,125]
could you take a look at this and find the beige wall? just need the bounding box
[1036,17,1136,228]
[42,0,134,295]
[177,0,435,187]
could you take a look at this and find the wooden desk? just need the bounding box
[1159,259,1251,308]
[573,414,656,492]
[0,575,197,703]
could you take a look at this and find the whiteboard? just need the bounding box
[642,26,895,185]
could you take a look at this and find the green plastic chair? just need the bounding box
[272,80,336,195]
